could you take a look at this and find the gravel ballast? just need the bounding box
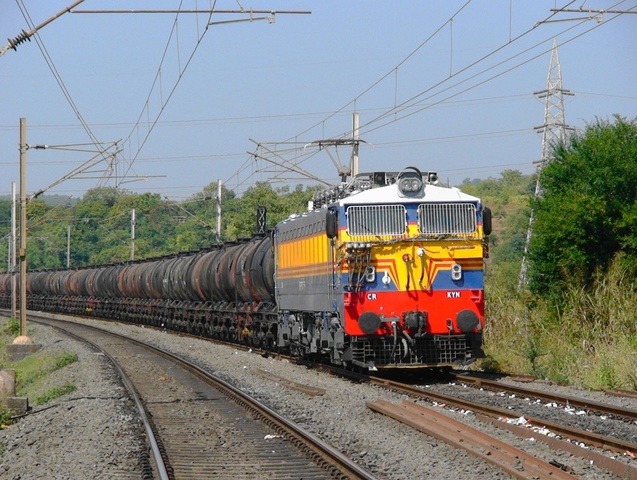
[0,319,147,479]
[1,314,635,479]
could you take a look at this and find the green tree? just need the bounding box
[23,199,69,270]
[69,187,129,265]
[171,182,236,248]
[528,116,637,296]
[0,199,11,271]
[459,170,534,284]
[222,182,315,240]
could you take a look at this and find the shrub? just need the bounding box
[34,384,77,405]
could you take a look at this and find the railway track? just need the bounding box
[369,375,637,479]
[31,314,377,480]
[449,371,637,422]
[10,310,637,479]
[196,342,637,478]
[367,398,577,480]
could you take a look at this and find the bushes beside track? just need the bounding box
[483,258,637,390]
[474,117,637,390]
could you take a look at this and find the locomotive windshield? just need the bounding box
[346,205,406,237]
[418,202,477,236]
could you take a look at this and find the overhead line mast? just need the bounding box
[304,113,364,182]
[518,39,574,290]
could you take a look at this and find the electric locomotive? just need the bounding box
[274,166,491,369]
[0,166,490,371]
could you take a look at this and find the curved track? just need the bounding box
[449,371,637,422]
[32,314,377,480]
[370,375,637,479]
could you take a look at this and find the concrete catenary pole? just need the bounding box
[66,224,71,268]
[19,118,28,336]
[216,179,222,244]
[130,208,136,261]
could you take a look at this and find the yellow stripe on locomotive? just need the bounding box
[273,167,491,368]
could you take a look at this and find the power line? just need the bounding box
[116,3,311,187]
[243,0,633,188]
[243,1,581,184]
[14,0,118,188]
[0,93,540,132]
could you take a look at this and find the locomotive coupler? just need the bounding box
[351,359,378,371]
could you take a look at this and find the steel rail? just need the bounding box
[451,373,637,422]
[33,314,377,480]
[33,318,170,480]
[368,398,577,480]
[372,376,637,454]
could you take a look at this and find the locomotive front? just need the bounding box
[274,167,491,370]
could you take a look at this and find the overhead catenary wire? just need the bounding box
[362,0,632,134]
[281,0,579,145]
[116,2,310,187]
[15,0,117,185]
[241,0,631,187]
[118,0,217,186]
[3,1,633,203]
[357,4,630,138]
[274,0,476,147]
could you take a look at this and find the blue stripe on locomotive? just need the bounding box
[339,268,483,292]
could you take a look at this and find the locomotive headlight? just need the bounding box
[451,263,462,281]
[399,177,422,193]
[396,167,425,198]
[364,266,376,283]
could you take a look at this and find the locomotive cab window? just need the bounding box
[346,205,406,237]
[418,203,477,236]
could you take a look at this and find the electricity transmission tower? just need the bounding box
[518,39,574,289]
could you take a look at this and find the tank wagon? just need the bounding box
[0,167,491,370]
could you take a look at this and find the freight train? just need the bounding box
[0,167,491,371]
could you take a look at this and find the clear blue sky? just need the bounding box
[1,1,636,200]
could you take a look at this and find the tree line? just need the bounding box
[2,115,636,302]
[2,115,637,386]
[461,116,637,300]
[0,182,319,271]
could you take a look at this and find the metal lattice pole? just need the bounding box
[518,39,574,290]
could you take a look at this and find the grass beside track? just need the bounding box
[480,260,637,391]
[0,316,79,428]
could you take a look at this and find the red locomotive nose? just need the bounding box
[343,291,355,307]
